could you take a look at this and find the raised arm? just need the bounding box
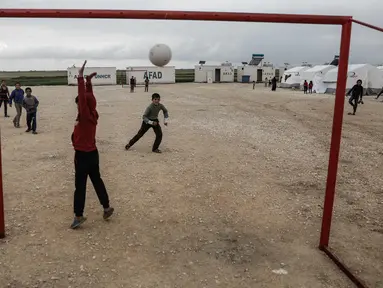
[77,60,91,119]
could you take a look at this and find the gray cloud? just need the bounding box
[0,0,382,70]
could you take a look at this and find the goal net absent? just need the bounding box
[0,9,382,288]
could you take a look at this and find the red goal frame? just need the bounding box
[0,8,382,288]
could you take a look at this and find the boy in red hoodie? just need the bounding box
[71,60,114,229]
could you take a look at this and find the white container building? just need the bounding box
[67,67,117,85]
[126,66,176,84]
[194,62,235,83]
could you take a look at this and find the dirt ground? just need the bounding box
[0,83,382,288]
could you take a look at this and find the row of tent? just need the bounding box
[280,64,383,94]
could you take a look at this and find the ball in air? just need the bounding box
[149,44,172,67]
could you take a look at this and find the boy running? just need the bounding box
[0,80,10,117]
[125,93,169,153]
[22,87,39,134]
[9,82,24,128]
[71,60,114,229]
[347,79,364,115]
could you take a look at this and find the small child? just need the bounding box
[303,80,308,94]
[125,93,169,153]
[309,81,313,93]
[144,76,149,92]
[347,79,364,115]
[22,87,39,134]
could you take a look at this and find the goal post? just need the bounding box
[0,8,381,288]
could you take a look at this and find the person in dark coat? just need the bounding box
[347,79,364,115]
[271,77,277,91]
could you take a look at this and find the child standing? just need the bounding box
[71,60,114,229]
[144,76,149,92]
[130,76,135,93]
[303,80,308,94]
[309,81,313,93]
[22,87,39,134]
[125,93,169,153]
[9,82,24,128]
[0,80,10,117]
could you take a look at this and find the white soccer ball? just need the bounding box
[149,44,172,67]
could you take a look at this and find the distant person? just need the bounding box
[0,80,10,117]
[280,76,283,82]
[303,80,308,94]
[264,78,268,87]
[268,80,271,87]
[130,76,135,93]
[252,81,256,90]
[22,87,39,134]
[125,93,169,153]
[375,86,383,100]
[271,77,277,91]
[144,76,149,92]
[71,60,114,229]
[347,79,364,115]
[9,82,24,128]
[309,81,314,94]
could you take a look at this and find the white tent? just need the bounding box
[300,65,335,93]
[280,66,310,88]
[321,64,383,94]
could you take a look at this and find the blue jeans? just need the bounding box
[26,112,37,131]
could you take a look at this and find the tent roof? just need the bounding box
[304,65,334,73]
[326,64,373,74]
[284,66,308,73]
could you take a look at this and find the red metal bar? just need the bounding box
[0,128,4,239]
[353,19,383,33]
[319,20,352,248]
[320,246,368,288]
[0,9,351,25]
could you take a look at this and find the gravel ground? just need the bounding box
[0,83,382,288]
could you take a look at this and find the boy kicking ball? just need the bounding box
[125,93,169,153]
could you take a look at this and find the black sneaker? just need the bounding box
[25,129,31,132]
[103,207,114,220]
[32,131,37,134]
[125,144,131,150]
[70,216,87,229]
[153,149,162,153]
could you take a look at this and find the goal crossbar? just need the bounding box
[0,8,382,288]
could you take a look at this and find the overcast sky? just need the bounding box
[0,0,382,70]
